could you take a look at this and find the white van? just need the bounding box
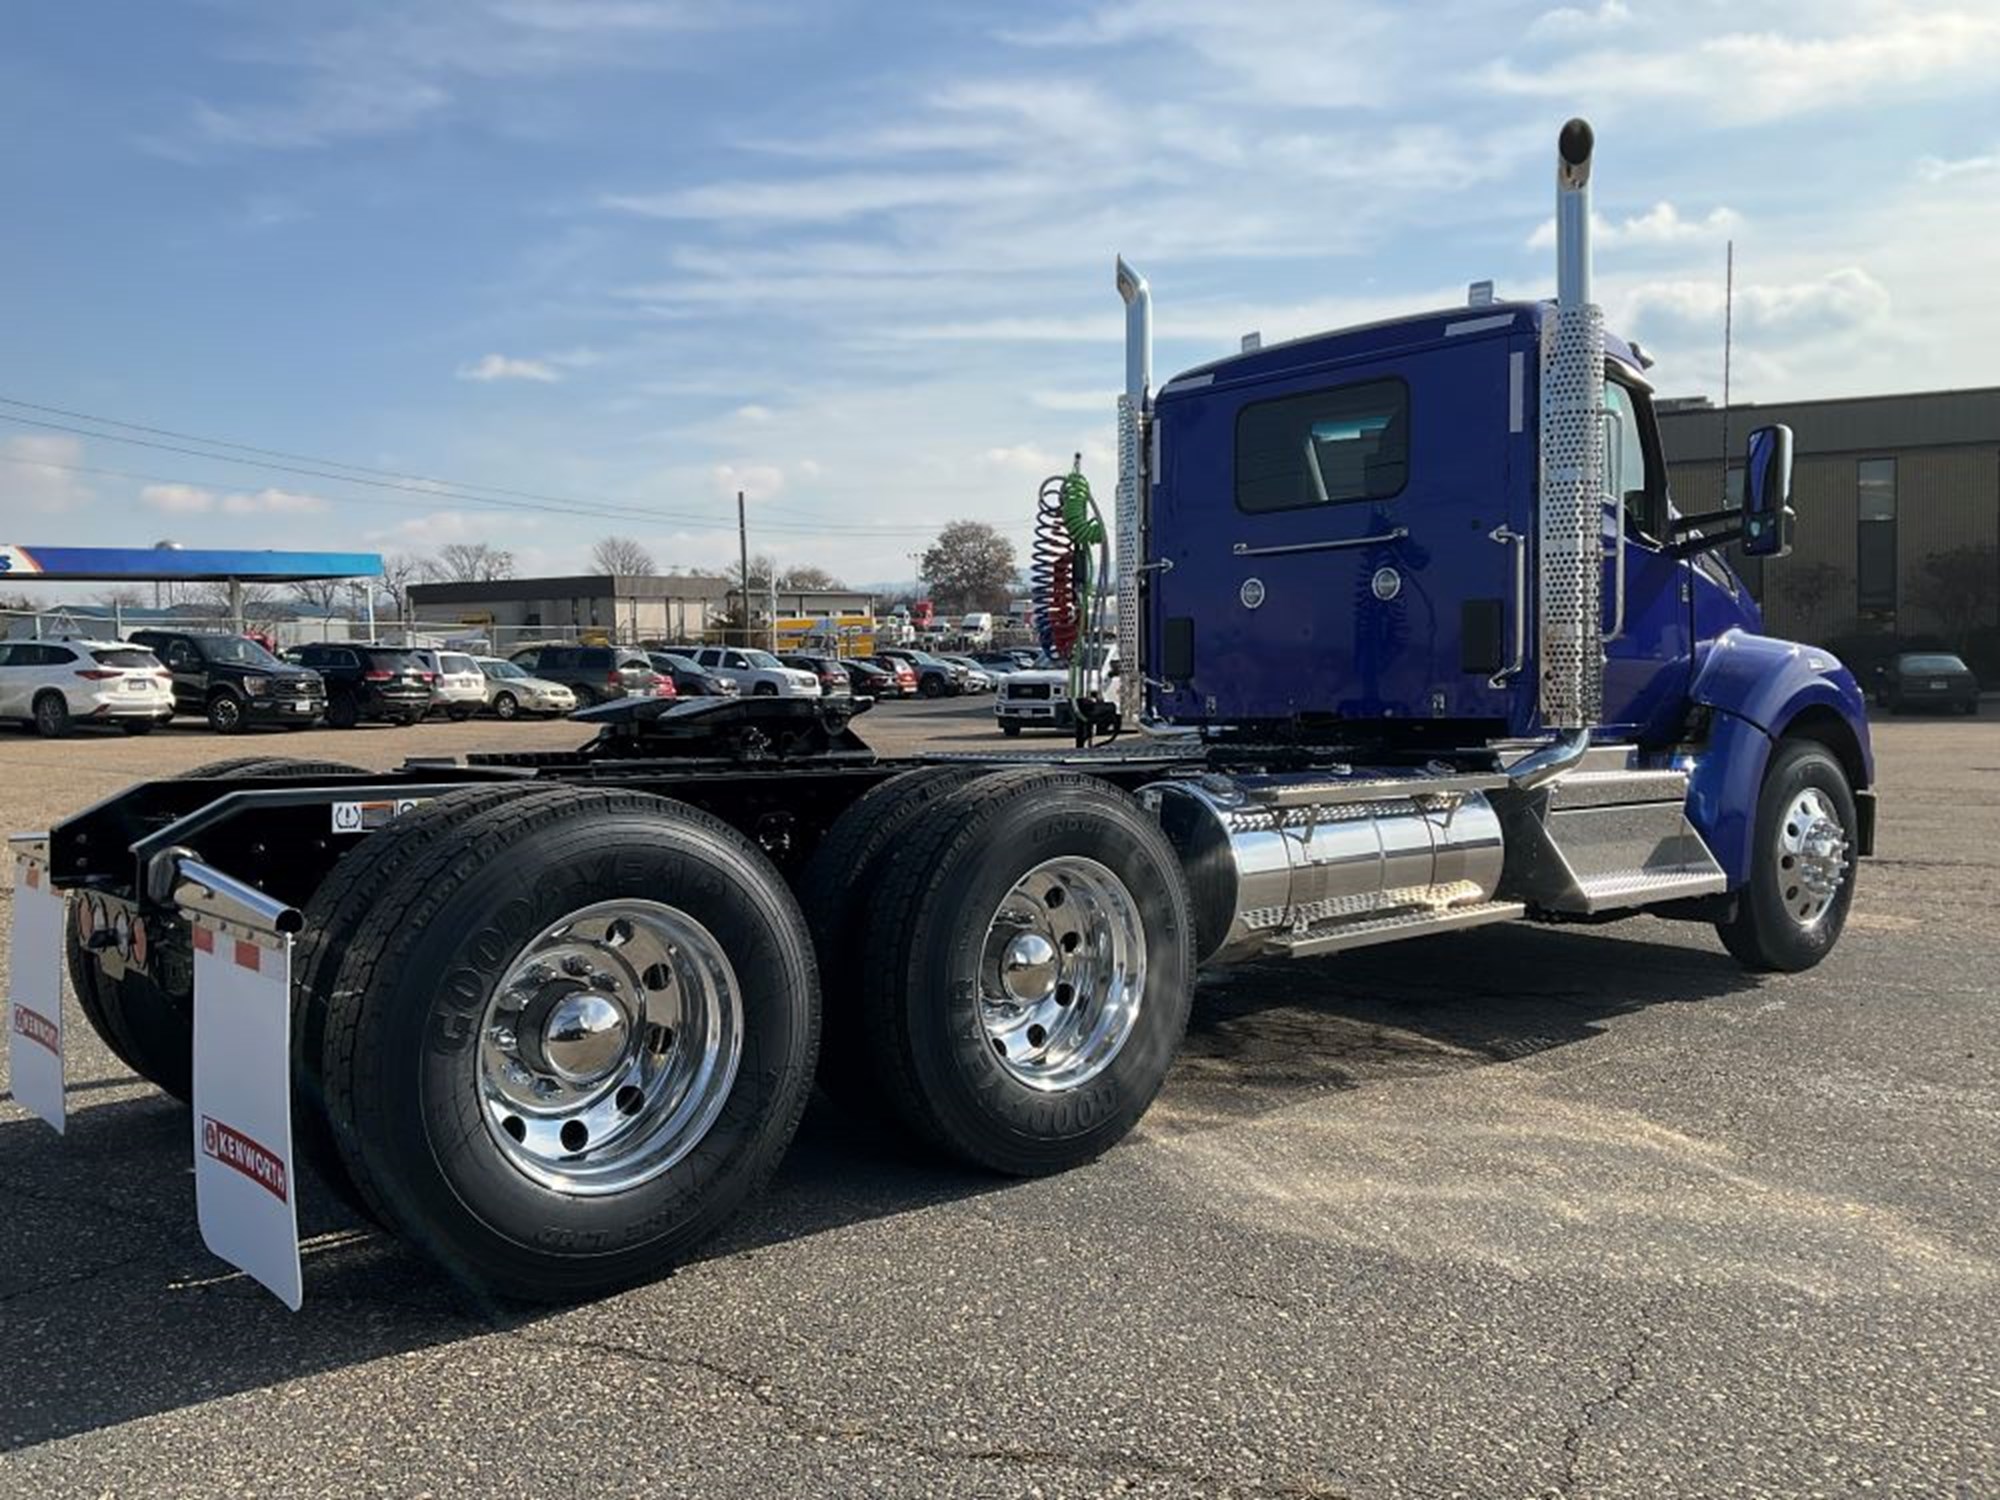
[959,612,994,644]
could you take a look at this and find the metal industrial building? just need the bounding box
[407,574,732,645]
[1660,386,2000,650]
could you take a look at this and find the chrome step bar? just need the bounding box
[1270,899,1527,957]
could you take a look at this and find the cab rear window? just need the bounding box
[1235,377,1409,513]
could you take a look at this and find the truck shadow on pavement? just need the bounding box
[0,919,1763,1452]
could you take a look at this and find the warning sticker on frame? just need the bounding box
[330,798,424,834]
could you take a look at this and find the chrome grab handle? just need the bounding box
[1231,527,1408,558]
[1489,523,1527,688]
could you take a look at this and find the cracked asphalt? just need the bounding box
[1,703,1996,1498]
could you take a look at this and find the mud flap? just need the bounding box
[189,918,302,1310]
[6,853,66,1134]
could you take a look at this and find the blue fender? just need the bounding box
[1682,630,1875,885]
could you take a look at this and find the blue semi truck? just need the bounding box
[7,120,1871,1305]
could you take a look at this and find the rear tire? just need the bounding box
[1717,739,1859,973]
[315,787,820,1300]
[857,769,1195,1175]
[800,766,990,1118]
[33,692,71,738]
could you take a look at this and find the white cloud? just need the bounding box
[1622,266,1892,342]
[1486,9,2000,124]
[1527,201,1741,250]
[712,462,785,502]
[457,353,562,383]
[4,435,93,514]
[733,404,774,424]
[978,444,1068,480]
[1528,0,1631,36]
[140,484,329,516]
[1918,149,1999,182]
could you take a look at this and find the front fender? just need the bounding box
[1683,630,1875,885]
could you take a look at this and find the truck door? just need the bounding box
[1151,336,1530,728]
[1598,376,1691,739]
[163,637,203,713]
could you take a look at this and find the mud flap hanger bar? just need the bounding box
[170,855,303,940]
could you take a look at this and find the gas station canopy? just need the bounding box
[1,545,381,583]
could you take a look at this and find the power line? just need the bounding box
[0,400,942,537]
[0,445,948,540]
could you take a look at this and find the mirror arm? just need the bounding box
[1672,506,1740,534]
[1671,526,1743,560]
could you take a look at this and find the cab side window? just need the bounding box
[1604,379,1664,543]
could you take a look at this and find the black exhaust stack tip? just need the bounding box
[1559,117,1594,168]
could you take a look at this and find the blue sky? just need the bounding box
[3,0,1996,588]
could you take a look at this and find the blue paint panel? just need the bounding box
[1,546,380,582]
[1682,628,1875,884]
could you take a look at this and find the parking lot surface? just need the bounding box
[2,704,1995,1497]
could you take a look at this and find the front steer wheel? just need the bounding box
[313,787,820,1301]
[1717,738,1859,973]
[856,768,1195,1176]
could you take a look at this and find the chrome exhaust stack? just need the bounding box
[1114,256,1150,728]
[1536,117,1605,737]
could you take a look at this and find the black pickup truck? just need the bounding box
[127,629,326,733]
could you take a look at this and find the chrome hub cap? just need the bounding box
[478,899,742,1195]
[1776,787,1849,930]
[979,856,1145,1093]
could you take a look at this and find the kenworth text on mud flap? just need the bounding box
[6,120,1874,1307]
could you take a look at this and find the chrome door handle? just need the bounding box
[1489,524,1527,687]
[1231,527,1408,558]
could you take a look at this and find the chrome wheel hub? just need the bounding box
[478,899,742,1195]
[1776,787,1849,930]
[979,856,1145,1093]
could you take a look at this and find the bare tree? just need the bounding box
[193,582,283,626]
[1778,561,1844,629]
[921,521,1017,614]
[289,578,347,614]
[98,586,147,609]
[1909,544,2000,647]
[778,564,843,590]
[590,535,656,576]
[431,542,516,583]
[377,553,425,621]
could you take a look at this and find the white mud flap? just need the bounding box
[189,916,302,1311]
[6,852,66,1134]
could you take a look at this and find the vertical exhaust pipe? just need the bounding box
[1114,257,1151,726]
[1534,117,1605,741]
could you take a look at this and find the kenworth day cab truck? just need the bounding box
[5,121,1872,1307]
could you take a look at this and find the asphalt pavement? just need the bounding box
[1,700,1995,1498]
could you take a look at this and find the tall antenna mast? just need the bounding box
[1720,238,1734,506]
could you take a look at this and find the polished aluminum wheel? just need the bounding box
[1775,786,1849,930]
[478,899,742,1195]
[978,856,1145,1092]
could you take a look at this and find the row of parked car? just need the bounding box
[0,628,1057,737]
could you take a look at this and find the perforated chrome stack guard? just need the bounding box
[1115,391,1144,725]
[1538,302,1605,728]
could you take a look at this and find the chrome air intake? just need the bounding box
[1115,256,1150,727]
[1140,771,1509,963]
[1539,118,1605,731]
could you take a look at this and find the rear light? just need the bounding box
[75,669,122,681]
[607,670,622,685]
[420,672,436,683]
[364,669,391,681]
[655,679,677,697]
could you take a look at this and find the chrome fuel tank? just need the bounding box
[1139,771,1508,963]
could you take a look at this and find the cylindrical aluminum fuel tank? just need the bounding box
[1138,771,1506,963]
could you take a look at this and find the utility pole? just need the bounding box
[737,489,750,647]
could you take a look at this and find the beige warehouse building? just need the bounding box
[1660,386,2000,651]
[407,574,732,645]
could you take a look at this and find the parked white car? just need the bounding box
[940,654,996,692]
[412,649,489,720]
[0,637,174,737]
[474,657,577,720]
[689,646,822,697]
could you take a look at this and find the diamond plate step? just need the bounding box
[1548,768,1690,809]
[1268,900,1525,958]
[1569,868,1727,912]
